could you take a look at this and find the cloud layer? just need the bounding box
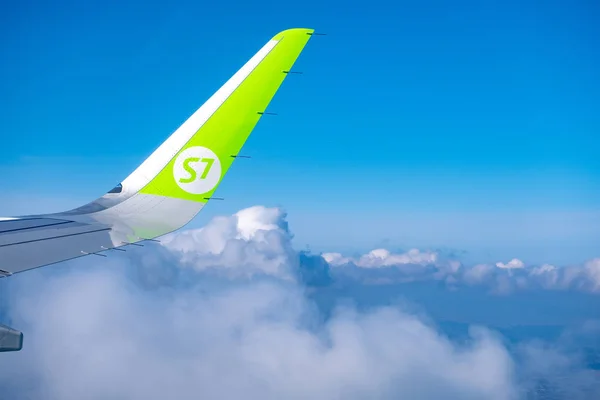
[0,269,517,400]
[157,205,600,294]
[325,246,600,295]
[0,206,598,399]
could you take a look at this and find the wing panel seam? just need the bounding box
[0,220,73,234]
[0,227,111,248]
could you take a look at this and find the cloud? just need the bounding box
[0,205,598,399]
[583,259,600,292]
[495,259,525,270]
[0,259,517,399]
[160,206,297,280]
[324,247,600,294]
[323,249,447,286]
[145,205,600,294]
[324,248,438,268]
[159,206,330,286]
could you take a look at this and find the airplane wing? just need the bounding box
[0,28,315,276]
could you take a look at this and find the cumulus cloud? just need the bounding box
[157,206,330,286]
[487,259,600,294]
[0,205,598,399]
[324,248,600,294]
[462,263,494,285]
[160,206,297,280]
[323,248,447,286]
[136,205,600,294]
[582,259,600,292]
[496,259,525,270]
[0,258,517,399]
[324,248,438,268]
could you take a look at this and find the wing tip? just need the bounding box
[272,28,315,41]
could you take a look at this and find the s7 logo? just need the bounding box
[179,157,215,183]
[173,146,222,195]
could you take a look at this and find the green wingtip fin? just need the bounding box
[272,28,315,40]
[139,28,314,202]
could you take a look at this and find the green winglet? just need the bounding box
[140,28,314,202]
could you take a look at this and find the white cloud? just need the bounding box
[528,264,559,289]
[0,205,598,399]
[583,258,600,291]
[155,206,600,294]
[324,248,438,268]
[530,264,557,275]
[0,260,517,400]
[160,206,297,281]
[463,264,495,285]
[328,248,600,294]
[495,259,525,270]
[322,252,352,266]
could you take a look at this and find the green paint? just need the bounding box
[199,157,214,179]
[139,28,314,202]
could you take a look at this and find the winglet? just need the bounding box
[54,28,315,243]
[126,28,315,202]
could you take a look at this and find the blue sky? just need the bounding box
[1,0,598,263]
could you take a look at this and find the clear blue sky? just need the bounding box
[1,0,598,263]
